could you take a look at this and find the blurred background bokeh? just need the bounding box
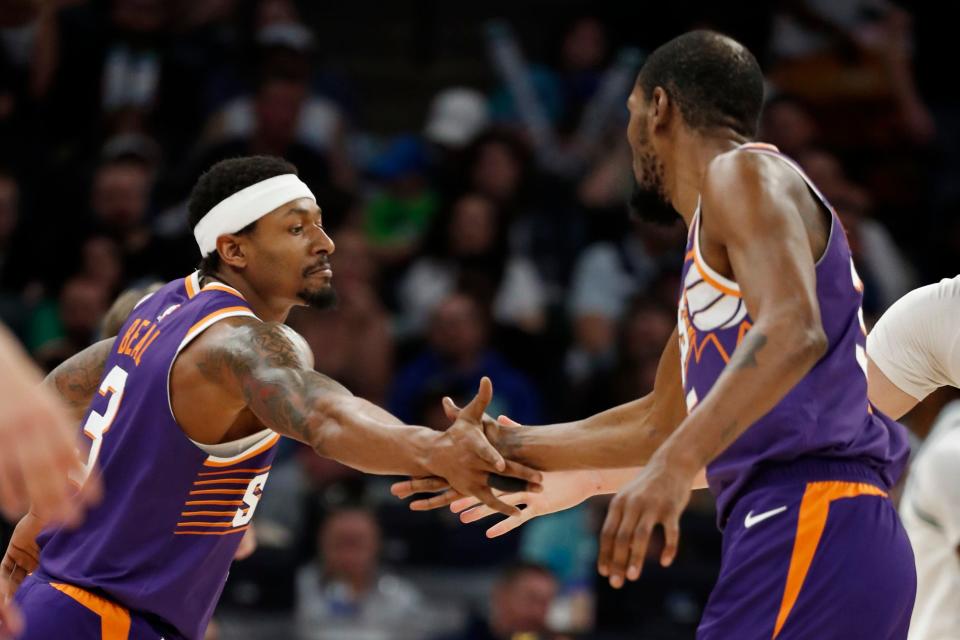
[1,1,955,638]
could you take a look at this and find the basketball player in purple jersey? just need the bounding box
[0,155,541,640]
[395,31,915,639]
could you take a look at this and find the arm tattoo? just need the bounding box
[43,338,116,416]
[728,331,767,371]
[194,321,351,445]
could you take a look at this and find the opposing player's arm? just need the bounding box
[189,319,541,514]
[657,152,828,474]
[485,327,688,470]
[42,338,116,421]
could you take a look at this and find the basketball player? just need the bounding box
[394,31,914,639]
[866,275,960,640]
[0,155,541,640]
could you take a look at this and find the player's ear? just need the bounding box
[217,234,248,269]
[650,86,672,131]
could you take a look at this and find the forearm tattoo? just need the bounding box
[728,331,767,371]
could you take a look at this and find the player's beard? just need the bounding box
[629,133,678,226]
[298,284,337,310]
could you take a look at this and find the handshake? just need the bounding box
[390,376,603,542]
[392,376,545,518]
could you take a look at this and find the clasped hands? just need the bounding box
[393,383,698,590]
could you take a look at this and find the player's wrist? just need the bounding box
[658,437,703,480]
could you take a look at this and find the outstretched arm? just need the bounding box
[486,326,687,470]
[190,319,540,515]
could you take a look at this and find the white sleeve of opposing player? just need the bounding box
[867,276,960,400]
[917,432,960,548]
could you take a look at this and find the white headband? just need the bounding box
[193,173,315,255]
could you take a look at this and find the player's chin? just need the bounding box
[297,284,337,310]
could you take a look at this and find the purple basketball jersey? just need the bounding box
[676,143,909,525]
[36,271,279,640]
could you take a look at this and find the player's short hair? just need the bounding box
[187,155,298,275]
[636,30,764,138]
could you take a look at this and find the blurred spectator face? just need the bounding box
[82,236,123,292]
[623,304,674,362]
[760,98,817,157]
[320,509,380,584]
[796,149,872,215]
[256,0,300,30]
[92,161,151,230]
[449,194,497,257]
[491,568,558,635]
[255,78,307,149]
[60,278,110,342]
[112,0,168,33]
[330,229,374,287]
[429,294,487,362]
[562,17,607,71]
[0,174,18,244]
[471,142,522,203]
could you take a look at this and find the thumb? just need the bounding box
[462,377,493,421]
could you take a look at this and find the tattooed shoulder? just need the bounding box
[43,338,116,415]
[189,318,350,443]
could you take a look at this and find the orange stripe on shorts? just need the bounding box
[50,582,131,640]
[771,481,887,639]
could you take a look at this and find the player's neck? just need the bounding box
[668,130,747,226]
[200,271,292,323]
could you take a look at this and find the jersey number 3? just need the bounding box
[79,364,129,482]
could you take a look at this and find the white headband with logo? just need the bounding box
[193,173,315,255]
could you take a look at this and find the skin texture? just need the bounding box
[866,356,919,420]
[394,35,832,591]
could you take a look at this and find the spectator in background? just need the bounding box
[363,134,439,269]
[203,20,355,193]
[796,147,916,315]
[181,71,339,221]
[389,292,541,426]
[433,562,560,640]
[398,192,546,336]
[0,168,39,336]
[288,228,393,404]
[565,218,683,383]
[295,507,425,640]
[461,129,583,296]
[423,87,490,197]
[86,154,193,283]
[79,235,124,300]
[569,296,674,417]
[759,93,821,157]
[767,0,935,148]
[30,275,109,370]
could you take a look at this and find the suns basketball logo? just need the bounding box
[678,263,748,378]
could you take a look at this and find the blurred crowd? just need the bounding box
[0,1,955,639]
